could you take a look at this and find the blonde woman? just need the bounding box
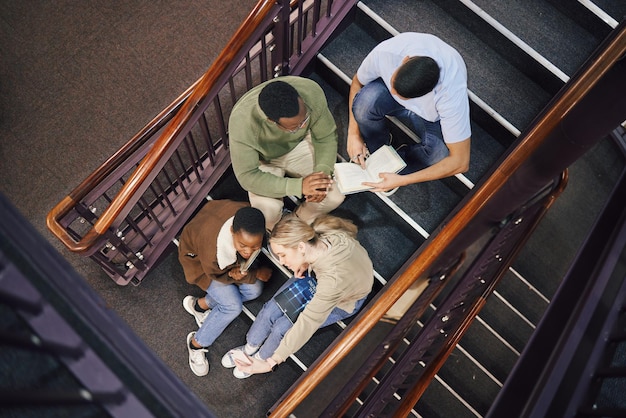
[222,213,374,378]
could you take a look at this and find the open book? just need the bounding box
[334,145,407,194]
[239,248,261,273]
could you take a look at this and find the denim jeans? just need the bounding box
[352,78,449,172]
[194,279,264,347]
[246,275,367,360]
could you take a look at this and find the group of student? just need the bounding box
[178,32,472,379]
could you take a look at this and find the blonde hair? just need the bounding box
[269,214,357,249]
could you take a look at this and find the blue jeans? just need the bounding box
[194,279,264,347]
[352,78,449,172]
[246,276,367,360]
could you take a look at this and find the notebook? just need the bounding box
[273,275,317,324]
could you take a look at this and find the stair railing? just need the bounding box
[269,20,626,418]
[46,0,358,285]
[3,193,218,417]
[487,127,626,417]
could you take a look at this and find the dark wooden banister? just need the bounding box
[393,173,569,417]
[45,82,197,253]
[269,23,626,417]
[46,0,278,254]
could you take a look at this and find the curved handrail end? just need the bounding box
[46,196,103,254]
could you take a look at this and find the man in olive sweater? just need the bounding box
[229,76,344,230]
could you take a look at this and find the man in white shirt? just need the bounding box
[347,32,472,193]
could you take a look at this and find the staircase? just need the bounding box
[37,0,626,417]
[273,1,625,416]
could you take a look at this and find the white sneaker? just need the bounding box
[182,296,210,328]
[221,344,258,368]
[233,367,252,379]
[233,352,262,379]
[187,332,209,376]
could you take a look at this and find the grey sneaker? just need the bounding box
[187,332,209,376]
[221,344,258,368]
[183,295,210,328]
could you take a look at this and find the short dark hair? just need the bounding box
[258,80,300,121]
[393,56,440,98]
[233,206,266,236]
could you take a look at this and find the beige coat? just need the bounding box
[273,230,374,361]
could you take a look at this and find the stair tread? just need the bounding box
[337,193,426,278]
[492,270,551,325]
[416,375,485,418]
[434,348,502,415]
[590,0,626,20]
[468,0,603,77]
[508,138,625,297]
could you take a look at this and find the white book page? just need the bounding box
[365,145,405,177]
[334,163,374,193]
[333,146,406,194]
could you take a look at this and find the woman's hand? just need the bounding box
[293,263,309,278]
[234,355,274,375]
[228,267,247,281]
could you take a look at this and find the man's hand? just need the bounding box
[346,133,368,168]
[347,74,368,168]
[302,172,332,203]
[254,265,273,282]
[362,172,404,193]
[371,138,471,188]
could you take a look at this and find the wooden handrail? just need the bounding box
[270,22,626,417]
[46,0,278,254]
[45,82,197,253]
[393,171,568,417]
